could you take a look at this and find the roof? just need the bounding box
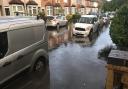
[54,3,61,7]
[0,16,44,32]
[45,2,52,6]
[81,15,97,18]
[26,0,38,5]
[80,5,85,8]
[64,3,69,7]
[9,0,24,5]
[71,4,76,7]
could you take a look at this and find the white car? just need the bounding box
[46,16,67,29]
[73,15,99,37]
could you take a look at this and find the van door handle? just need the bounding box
[17,55,24,60]
[3,61,12,67]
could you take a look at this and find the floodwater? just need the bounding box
[49,26,113,89]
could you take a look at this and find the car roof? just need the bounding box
[0,16,44,32]
[81,15,97,18]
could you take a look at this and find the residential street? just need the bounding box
[3,25,114,89]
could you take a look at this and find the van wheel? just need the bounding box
[33,58,46,73]
[29,57,48,79]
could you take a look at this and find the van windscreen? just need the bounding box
[0,32,8,59]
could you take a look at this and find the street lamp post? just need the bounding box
[24,0,27,16]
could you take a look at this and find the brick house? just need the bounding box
[41,0,99,16]
[0,0,42,16]
[0,0,100,16]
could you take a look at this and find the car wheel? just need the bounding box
[88,29,93,37]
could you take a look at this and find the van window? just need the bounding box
[0,32,8,59]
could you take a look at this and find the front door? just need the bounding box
[5,8,10,16]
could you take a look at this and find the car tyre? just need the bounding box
[88,29,93,37]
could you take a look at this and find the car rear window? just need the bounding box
[0,32,8,59]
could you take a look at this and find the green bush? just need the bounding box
[66,14,73,23]
[66,13,81,23]
[72,14,81,19]
[110,4,128,48]
[98,46,113,59]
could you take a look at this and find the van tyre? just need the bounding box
[29,57,48,79]
[33,58,46,73]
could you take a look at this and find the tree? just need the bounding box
[102,0,127,12]
[110,4,128,49]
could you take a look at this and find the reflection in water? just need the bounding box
[72,31,99,47]
[48,30,69,49]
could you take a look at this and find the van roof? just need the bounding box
[0,16,44,32]
[81,15,97,18]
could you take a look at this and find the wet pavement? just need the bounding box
[49,26,113,89]
[3,25,113,89]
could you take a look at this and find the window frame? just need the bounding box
[0,32,8,59]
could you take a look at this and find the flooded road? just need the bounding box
[49,26,113,89]
[3,26,113,89]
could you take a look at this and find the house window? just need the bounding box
[17,6,23,11]
[80,8,85,15]
[54,7,60,15]
[27,5,37,16]
[64,7,69,15]
[11,5,24,16]
[71,7,76,14]
[33,7,37,15]
[46,6,53,16]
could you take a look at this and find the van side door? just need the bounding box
[0,32,14,84]
[8,27,36,74]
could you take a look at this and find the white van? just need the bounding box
[0,16,48,85]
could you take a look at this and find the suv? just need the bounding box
[73,15,99,37]
[0,16,48,85]
[46,16,67,30]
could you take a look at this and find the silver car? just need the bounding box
[46,16,67,29]
[0,16,48,85]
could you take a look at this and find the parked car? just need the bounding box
[73,15,99,37]
[101,13,110,25]
[46,16,67,29]
[0,17,48,85]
